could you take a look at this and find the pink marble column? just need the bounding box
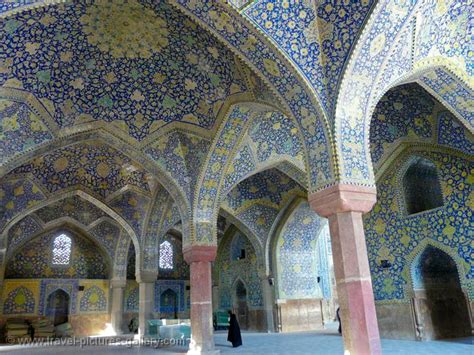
[184,246,219,355]
[309,184,381,355]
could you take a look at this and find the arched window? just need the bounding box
[159,241,173,270]
[52,234,72,265]
[403,157,443,215]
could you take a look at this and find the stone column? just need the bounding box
[259,272,275,332]
[184,246,219,355]
[110,279,126,335]
[136,271,157,338]
[309,184,381,355]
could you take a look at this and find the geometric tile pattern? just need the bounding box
[215,231,263,308]
[35,195,106,226]
[109,190,150,239]
[12,142,150,198]
[3,284,36,315]
[0,99,53,165]
[154,280,186,313]
[6,215,42,252]
[437,111,474,156]
[243,0,375,114]
[79,283,108,313]
[145,131,210,202]
[223,168,304,245]
[370,84,474,172]
[222,109,306,198]
[124,281,139,312]
[275,200,327,299]
[335,0,418,183]
[415,0,472,77]
[89,219,121,259]
[5,228,109,279]
[194,104,254,244]
[370,84,436,166]
[39,279,78,315]
[337,0,471,186]
[0,1,247,139]
[420,68,473,128]
[114,231,131,279]
[174,0,333,191]
[0,1,41,14]
[0,178,46,230]
[142,187,171,271]
[364,149,473,301]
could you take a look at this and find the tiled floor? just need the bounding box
[0,330,472,354]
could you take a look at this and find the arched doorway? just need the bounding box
[412,246,470,340]
[161,289,178,319]
[234,280,248,330]
[46,289,70,326]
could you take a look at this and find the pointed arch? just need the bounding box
[218,210,264,271]
[3,221,114,279]
[0,189,140,275]
[335,0,472,187]
[265,195,305,277]
[0,129,190,244]
[403,239,470,298]
[170,1,334,193]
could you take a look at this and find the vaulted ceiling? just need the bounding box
[1,0,249,140]
[0,0,471,259]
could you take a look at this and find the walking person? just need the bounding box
[336,307,342,335]
[227,310,242,348]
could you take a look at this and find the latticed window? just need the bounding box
[159,241,173,269]
[52,234,72,265]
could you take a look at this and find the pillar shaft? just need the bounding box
[136,271,157,338]
[259,274,275,332]
[110,279,126,335]
[310,184,381,355]
[184,246,219,355]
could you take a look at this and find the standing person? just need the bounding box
[227,310,242,348]
[27,321,34,341]
[336,307,342,335]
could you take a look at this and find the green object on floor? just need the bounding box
[213,311,230,330]
[147,319,163,337]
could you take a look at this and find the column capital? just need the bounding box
[183,245,217,263]
[309,183,377,217]
[136,270,158,283]
[110,279,127,289]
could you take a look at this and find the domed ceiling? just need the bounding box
[1,0,249,140]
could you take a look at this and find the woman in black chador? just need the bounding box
[227,310,242,348]
[336,307,342,335]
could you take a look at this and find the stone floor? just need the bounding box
[0,330,472,354]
